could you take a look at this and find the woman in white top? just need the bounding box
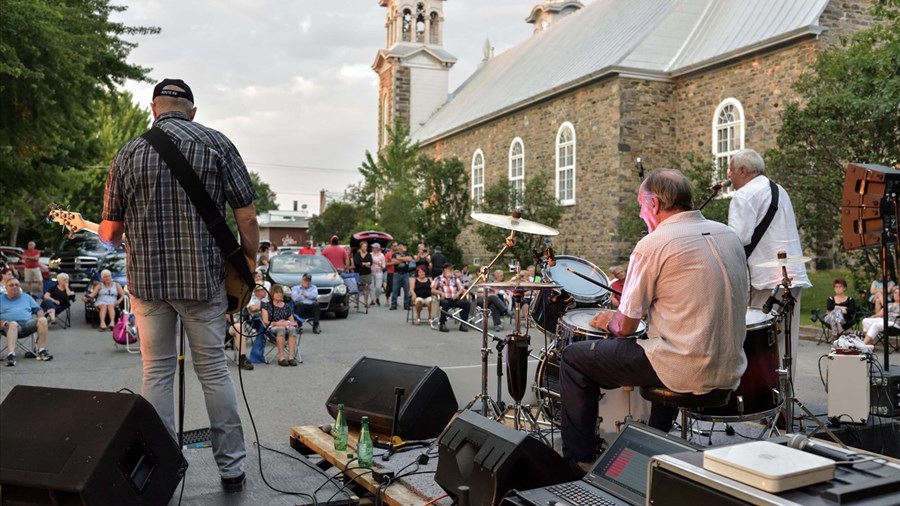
[83,269,124,331]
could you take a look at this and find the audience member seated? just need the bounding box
[263,284,300,367]
[291,273,321,334]
[862,285,900,345]
[1,278,53,366]
[432,264,470,333]
[226,283,269,370]
[41,273,76,325]
[0,266,15,295]
[409,266,433,325]
[608,265,626,308]
[822,278,858,335]
[474,273,512,332]
[82,269,124,331]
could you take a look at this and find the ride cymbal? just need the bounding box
[471,212,560,236]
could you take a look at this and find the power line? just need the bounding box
[245,161,359,173]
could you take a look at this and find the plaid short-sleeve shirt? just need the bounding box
[102,112,257,301]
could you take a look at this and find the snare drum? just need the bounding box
[693,308,781,420]
[556,309,648,349]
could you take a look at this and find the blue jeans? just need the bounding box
[559,338,674,462]
[130,286,245,479]
[391,271,410,307]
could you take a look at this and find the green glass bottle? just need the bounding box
[333,403,348,451]
[358,416,373,468]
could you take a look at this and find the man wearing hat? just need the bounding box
[291,273,321,333]
[99,78,258,492]
[299,239,316,255]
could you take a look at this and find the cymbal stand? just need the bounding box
[770,265,843,445]
[461,230,516,419]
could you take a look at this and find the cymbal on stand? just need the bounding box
[471,212,560,236]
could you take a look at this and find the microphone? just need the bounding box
[762,286,781,314]
[636,158,645,180]
[788,434,857,462]
[710,179,732,192]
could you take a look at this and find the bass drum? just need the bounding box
[534,346,651,440]
[693,308,781,420]
[556,309,647,349]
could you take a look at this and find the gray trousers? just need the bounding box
[131,286,245,479]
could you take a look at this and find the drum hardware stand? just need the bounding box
[460,225,518,419]
[768,260,844,446]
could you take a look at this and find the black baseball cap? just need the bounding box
[153,78,194,103]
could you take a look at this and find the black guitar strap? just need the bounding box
[140,127,255,287]
[745,179,779,258]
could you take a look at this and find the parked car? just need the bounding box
[48,233,122,289]
[265,254,349,318]
[0,245,50,281]
[278,246,302,255]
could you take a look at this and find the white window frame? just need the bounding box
[471,149,485,208]
[555,122,576,206]
[508,138,525,209]
[712,98,745,182]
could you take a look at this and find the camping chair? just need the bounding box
[263,301,303,364]
[112,291,139,354]
[1,323,39,359]
[341,272,368,314]
[872,315,900,353]
[811,307,862,345]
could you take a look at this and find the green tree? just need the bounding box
[476,172,562,266]
[767,1,899,278]
[414,156,470,265]
[358,119,419,196]
[308,202,364,245]
[1,0,158,243]
[226,172,278,236]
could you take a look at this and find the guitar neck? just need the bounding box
[78,220,100,235]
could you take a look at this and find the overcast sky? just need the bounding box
[112,1,594,214]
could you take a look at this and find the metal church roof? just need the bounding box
[412,0,829,144]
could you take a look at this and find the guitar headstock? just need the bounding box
[47,205,89,236]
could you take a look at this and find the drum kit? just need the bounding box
[464,212,835,445]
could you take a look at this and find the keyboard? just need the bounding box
[546,482,619,506]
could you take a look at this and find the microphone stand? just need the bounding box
[698,186,724,211]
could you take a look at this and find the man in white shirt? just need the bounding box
[560,169,748,472]
[728,149,811,375]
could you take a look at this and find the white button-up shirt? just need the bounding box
[728,175,811,291]
[620,211,749,393]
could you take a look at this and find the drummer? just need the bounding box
[558,169,748,474]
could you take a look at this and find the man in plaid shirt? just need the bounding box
[99,78,258,493]
[431,264,471,333]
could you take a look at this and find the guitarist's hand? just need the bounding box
[99,220,125,249]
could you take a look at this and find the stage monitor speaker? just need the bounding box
[0,385,187,505]
[435,410,574,506]
[325,356,457,441]
[840,162,900,250]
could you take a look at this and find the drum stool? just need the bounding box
[639,387,732,440]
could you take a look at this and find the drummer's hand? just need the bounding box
[589,310,616,331]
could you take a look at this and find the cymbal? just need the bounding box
[477,280,561,289]
[471,213,560,236]
[754,255,812,268]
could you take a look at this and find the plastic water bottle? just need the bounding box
[333,404,348,451]
[358,416,373,468]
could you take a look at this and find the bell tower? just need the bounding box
[373,0,456,147]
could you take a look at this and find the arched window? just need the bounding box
[712,98,745,180]
[509,138,525,208]
[429,11,439,44]
[472,150,485,209]
[555,123,576,205]
[402,8,412,42]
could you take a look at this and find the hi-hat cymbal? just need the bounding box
[754,255,812,268]
[471,213,560,236]
[477,280,561,289]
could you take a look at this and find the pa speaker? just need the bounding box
[326,357,457,441]
[435,410,574,506]
[0,385,187,505]
[841,162,900,250]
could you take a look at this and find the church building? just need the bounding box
[373,0,879,266]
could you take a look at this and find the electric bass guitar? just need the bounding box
[48,206,255,314]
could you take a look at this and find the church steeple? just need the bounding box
[373,1,456,148]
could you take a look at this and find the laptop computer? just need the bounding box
[516,423,699,506]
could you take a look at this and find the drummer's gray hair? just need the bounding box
[730,149,765,176]
[640,169,693,212]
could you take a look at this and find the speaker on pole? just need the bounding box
[841,162,900,250]
[325,357,458,440]
[0,385,187,505]
[435,410,574,506]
